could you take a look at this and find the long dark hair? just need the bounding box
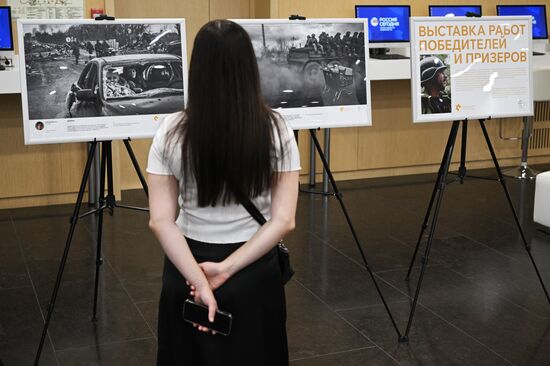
[168,19,283,207]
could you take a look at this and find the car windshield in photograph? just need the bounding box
[102,61,183,100]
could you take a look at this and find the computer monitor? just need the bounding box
[429,5,482,17]
[0,6,14,51]
[355,5,411,48]
[496,5,548,39]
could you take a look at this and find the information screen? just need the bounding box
[497,5,548,39]
[429,5,482,17]
[0,6,14,50]
[355,5,410,42]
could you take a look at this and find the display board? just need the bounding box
[410,16,533,123]
[17,19,187,145]
[235,19,371,130]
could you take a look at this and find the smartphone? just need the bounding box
[183,299,232,336]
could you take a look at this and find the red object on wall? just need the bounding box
[90,8,104,19]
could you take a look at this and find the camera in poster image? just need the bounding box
[22,23,185,120]
[240,22,367,108]
[420,54,452,115]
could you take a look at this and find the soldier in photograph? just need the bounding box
[310,33,322,54]
[86,41,94,60]
[420,56,451,114]
[94,40,103,57]
[342,31,352,55]
[351,32,360,55]
[333,32,343,56]
[305,34,312,48]
[71,42,80,65]
[321,32,332,54]
[101,40,110,56]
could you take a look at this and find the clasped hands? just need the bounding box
[186,261,232,335]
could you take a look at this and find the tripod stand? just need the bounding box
[401,119,550,341]
[307,129,403,339]
[34,139,149,365]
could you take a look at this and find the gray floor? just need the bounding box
[1,165,550,365]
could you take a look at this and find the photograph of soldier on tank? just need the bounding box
[21,22,185,121]
[420,54,452,114]
[240,21,367,109]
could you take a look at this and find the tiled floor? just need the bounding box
[1,165,550,365]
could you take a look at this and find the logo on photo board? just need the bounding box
[370,17,379,27]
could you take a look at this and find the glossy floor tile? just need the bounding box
[1,165,550,365]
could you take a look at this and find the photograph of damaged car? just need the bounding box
[22,22,185,120]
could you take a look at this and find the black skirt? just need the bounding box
[157,238,289,366]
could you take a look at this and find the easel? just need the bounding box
[33,139,149,365]
[34,14,150,366]
[289,15,403,339]
[401,118,550,341]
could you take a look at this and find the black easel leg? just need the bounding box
[478,119,550,304]
[406,120,463,280]
[123,139,149,197]
[34,141,98,366]
[403,121,461,340]
[308,129,403,339]
[458,120,468,183]
[106,142,115,210]
[92,143,108,320]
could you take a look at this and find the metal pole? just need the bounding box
[88,142,101,208]
[518,116,539,179]
[322,128,331,193]
[309,130,316,187]
[504,116,539,179]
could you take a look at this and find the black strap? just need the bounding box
[238,195,267,226]
[236,191,290,255]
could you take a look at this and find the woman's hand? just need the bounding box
[191,283,218,334]
[198,261,232,291]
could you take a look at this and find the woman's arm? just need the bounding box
[197,170,299,290]
[148,173,218,322]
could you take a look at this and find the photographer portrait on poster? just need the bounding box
[420,54,452,114]
[21,22,185,121]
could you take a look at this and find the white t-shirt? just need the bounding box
[147,112,301,244]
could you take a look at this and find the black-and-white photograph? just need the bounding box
[240,21,367,109]
[22,22,185,120]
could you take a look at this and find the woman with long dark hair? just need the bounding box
[147,19,300,365]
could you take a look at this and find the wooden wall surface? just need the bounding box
[1,0,549,208]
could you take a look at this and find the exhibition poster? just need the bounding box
[236,19,372,129]
[9,0,84,20]
[410,16,533,123]
[17,19,187,145]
